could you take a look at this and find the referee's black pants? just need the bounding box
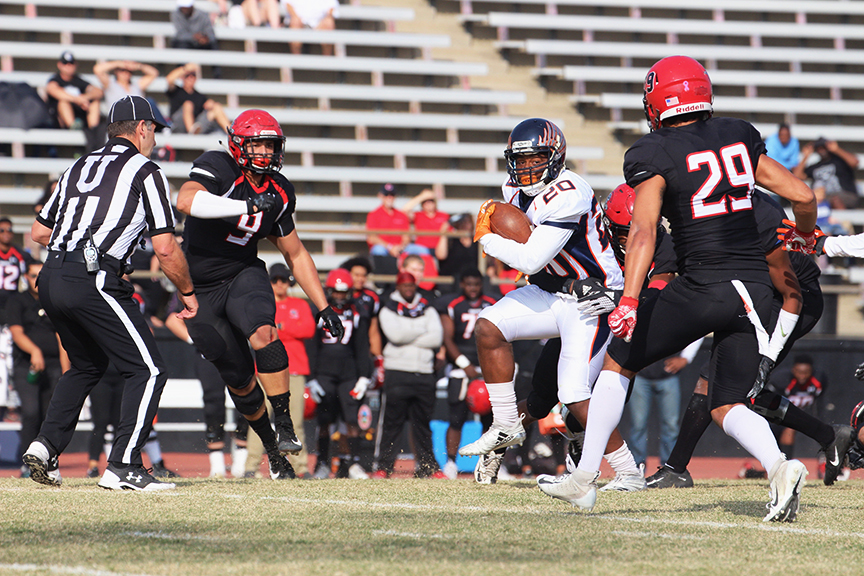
[36,257,167,467]
[375,370,438,477]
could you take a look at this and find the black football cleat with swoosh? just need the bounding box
[823,425,855,486]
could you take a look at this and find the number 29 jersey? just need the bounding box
[183,150,297,289]
[623,116,769,286]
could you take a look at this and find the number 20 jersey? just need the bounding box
[184,150,297,289]
[503,169,623,293]
[623,116,769,286]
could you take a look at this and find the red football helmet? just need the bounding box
[303,386,317,419]
[325,268,353,310]
[466,379,491,415]
[602,183,634,264]
[227,109,285,173]
[643,56,713,131]
[851,400,864,430]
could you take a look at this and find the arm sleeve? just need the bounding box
[822,234,864,258]
[478,224,573,275]
[679,338,704,364]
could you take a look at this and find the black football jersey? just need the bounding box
[0,245,30,313]
[752,190,821,288]
[624,117,770,285]
[440,292,497,365]
[353,287,380,320]
[183,150,297,289]
[310,303,371,379]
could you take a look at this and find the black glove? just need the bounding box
[814,234,828,256]
[317,306,344,341]
[564,277,621,316]
[246,192,279,214]
[855,361,864,381]
[748,355,775,399]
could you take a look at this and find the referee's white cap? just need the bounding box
[108,95,166,128]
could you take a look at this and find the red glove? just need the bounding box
[776,219,823,254]
[373,355,385,389]
[608,296,638,342]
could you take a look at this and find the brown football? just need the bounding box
[489,201,533,243]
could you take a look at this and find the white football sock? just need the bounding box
[604,440,640,476]
[486,380,519,428]
[722,404,783,473]
[231,448,248,478]
[209,450,226,477]
[578,370,630,475]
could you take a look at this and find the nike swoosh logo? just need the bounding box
[780,325,788,337]
[829,448,840,467]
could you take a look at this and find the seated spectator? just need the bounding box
[226,0,282,28]
[402,189,449,255]
[373,272,444,478]
[794,137,860,209]
[366,183,426,274]
[281,0,338,55]
[765,123,800,172]
[45,51,103,133]
[172,0,218,50]
[397,253,439,297]
[436,213,477,292]
[165,63,232,134]
[93,60,169,128]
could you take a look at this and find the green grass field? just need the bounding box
[1,476,863,576]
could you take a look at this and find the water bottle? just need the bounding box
[27,368,39,384]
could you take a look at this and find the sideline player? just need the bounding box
[458,118,624,457]
[175,109,343,480]
[646,190,855,489]
[538,56,817,522]
[436,267,497,479]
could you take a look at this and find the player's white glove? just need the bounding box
[350,376,371,401]
[608,296,638,342]
[568,277,621,316]
[307,379,325,403]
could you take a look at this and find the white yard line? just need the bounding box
[372,530,452,539]
[0,564,157,576]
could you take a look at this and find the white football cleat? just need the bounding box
[22,440,61,487]
[348,463,369,480]
[443,460,459,480]
[98,463,175,491]
[537,469,598,511]
[474,452,504,484]
[599,472,647,492]
[458,419,525,456]
[764,456,807,522]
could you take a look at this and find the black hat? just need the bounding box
[813,137,828,149]
[269,263,294,283]
[59,50,75,64]
[108,95,166,128]
[380,183,397,196]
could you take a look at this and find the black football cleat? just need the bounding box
[645,465,694,489]
[823,424,854,486]
[267,451,296,480]
[275,419,302,455]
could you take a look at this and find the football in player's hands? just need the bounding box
[247,192,279,214]
[490,202,533,243]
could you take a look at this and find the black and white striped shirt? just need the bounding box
[37,138,176,262]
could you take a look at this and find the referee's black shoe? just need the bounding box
[267,451,296,480]
[275,418,302,455]
[98,463,176,491]
[23,439,62,487]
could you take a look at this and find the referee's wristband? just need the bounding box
[180,289,195,297]
[454,355,472,369]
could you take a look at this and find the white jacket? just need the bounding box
[379,291,443,374]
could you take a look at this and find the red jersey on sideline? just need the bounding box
[274,296,316,375]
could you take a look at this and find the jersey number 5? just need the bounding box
[227,213,263,246]
[687,143,754,219]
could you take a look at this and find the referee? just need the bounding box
[23,95,198,492]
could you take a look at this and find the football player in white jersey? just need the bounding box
[459,118,626,460]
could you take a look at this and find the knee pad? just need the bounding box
[255,339,289,374]
[748,391,789,424]
[228,383,266,417]
[206,423,225,444]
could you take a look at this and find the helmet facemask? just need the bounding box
[230,132,285,174]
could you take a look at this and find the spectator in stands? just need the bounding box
[626,339,702,472]
[172,0,218,50]
[281,0,338,55]
[366,183,422,274]
[399,253,439,298]
[436,213,477,293]
[93,60,169,129]
[9,262,68,478]
[220,0,282,28]
[765,123,800,172]
[166,63,232,134]
[244,264,317,478]
[402,189,449,256]
[45,51,104,151]
[373,272,444,478]
[794,137,860,209]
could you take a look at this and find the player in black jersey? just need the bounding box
[435,268,497,479]
[646,190,856,489]
[339,256,384,388]
[0,217,32,419]
[306,268,373,479]
[175,109,343,480]
[539,56,817,522]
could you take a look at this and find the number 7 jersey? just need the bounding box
[623,116,770,286]
[183,150,297,289]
